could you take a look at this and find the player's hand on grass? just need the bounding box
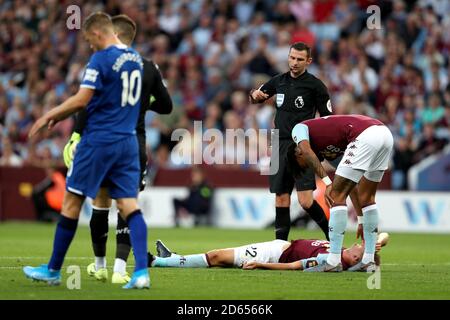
[375,242,382,252]
[324,184,334,207]
[63,132,81,168]
[356,223,364,240]
[242,261,259,270]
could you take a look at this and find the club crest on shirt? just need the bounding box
[295,96,304,108]
[276,93,284,107]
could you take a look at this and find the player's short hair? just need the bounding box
[82,12,113,34]
[289,42,311,58]
[112,14,137,45]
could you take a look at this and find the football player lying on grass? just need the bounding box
[148,233,389,271]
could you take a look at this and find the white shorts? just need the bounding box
[233,239,289,267]
[336,125,393,183]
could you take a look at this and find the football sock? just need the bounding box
[113,258,127,275]
[116,212,131,262]
[362,204,379,264]
[304,201,329,240]
[48,215,78,271]
[95,257,106,270]
[327,206,347,266]
[152,254,208,268]
[275,207,290,240]
[89,207,109,261]
[126,210,148,272]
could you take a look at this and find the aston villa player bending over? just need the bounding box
[290,115,394,272]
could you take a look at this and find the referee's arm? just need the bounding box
[315,80,333,116]
[249,79,276,104]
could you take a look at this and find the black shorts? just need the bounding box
[269,139,316,194]
[137,134,147,192]
[100,135,148,192]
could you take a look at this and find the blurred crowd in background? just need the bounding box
[1,0,449,190]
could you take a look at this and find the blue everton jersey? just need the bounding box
[80,44,143,145]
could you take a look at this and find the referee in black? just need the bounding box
[249,42,332,241]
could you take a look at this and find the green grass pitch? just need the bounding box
[0,222,449,300]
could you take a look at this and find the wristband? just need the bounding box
[357,216,363,224]
[322,176,332,186]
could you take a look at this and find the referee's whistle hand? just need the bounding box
[252,90,269,101]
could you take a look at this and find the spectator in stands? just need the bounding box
[0,0,449,191]
[422,93,446,125]
[31,168,65,222]
[173,166,214,227]
[392,137,416,190]
[0,136,23,167]
[414,124,448,163]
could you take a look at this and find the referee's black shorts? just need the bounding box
[269,139,316,194]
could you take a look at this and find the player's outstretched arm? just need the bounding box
[29,88,94,137]
[349,186,364,239]
[297,141,327,179]
[298,140,334,206]
[243,261,302,270]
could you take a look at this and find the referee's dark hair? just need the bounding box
[289,42,311,58]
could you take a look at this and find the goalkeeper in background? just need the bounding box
[64,14,172,284]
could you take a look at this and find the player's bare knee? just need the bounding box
[92,196,111,209]
[116,198,139,217]
[299,198,313,210]
[206,250,221,266]
[297,190,313,209]
[93,188,112,208]
[62,192,84,218]
[330,189,347,204]
[359,193,376,207]
[275,194,290,207]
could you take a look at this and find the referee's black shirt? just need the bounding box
[259,70,332,139]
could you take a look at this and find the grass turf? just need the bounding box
[0,222,449,300]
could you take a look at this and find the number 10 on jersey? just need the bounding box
[121,70,142,107]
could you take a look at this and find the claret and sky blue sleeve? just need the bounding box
[291,123,309,144]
